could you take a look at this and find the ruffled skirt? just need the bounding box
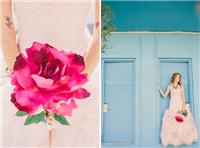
[160,106,198,147]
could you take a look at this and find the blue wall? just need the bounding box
[102,33,200,147]
[102,1,200,147]
[102,1,200,32]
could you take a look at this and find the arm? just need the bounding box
[1,0,19,70]
[158,85,170,99]
[181,85,186,109]
[83,0,100,77]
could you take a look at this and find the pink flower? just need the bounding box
[175,115,184,122]
[10,42,90,116]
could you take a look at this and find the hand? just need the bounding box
[157,84,161,90]
[182,104,187,111]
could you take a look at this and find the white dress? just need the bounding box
[2,0,99,147]
[160,86,198,146]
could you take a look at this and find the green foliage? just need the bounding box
[101,4,115,53]
[53,114,70,125]
[24,111,45,125]
[16,111,27,117]
[16,110,70,126]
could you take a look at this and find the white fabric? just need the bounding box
[13,0,93,55]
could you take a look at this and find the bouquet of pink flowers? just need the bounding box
[10,42,90,125]
[175,109,188,123]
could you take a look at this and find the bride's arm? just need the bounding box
[158,85,170,99]
[83,0,100,77]
[1,0,19,70]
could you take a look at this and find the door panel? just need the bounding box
[102,59,135,144]
[105,61,134,83]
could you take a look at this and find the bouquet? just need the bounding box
[9,42,90,126]
[175,109,188,123]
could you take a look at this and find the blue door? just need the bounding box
[102,59,135,146]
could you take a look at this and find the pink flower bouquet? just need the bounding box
[10,42,90,125]
[175,109,188,123]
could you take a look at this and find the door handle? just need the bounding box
[186,102,190,106]
[103,103,110,113]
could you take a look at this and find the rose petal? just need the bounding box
[13,54,35,89]
[67,74,88,89]
[45,44,70,64]
[44,92,73,104]
[25,42,46,72]
[15,90,45,107]
[61,64,67,77]
[43,59,62,81]
[32,74,69,92]
[26,42,45,53]
[11,91,44,114]
[48,99,78,116]
[26,42,54,72]
[45,45,85,73]
[31,74,54,89]
[9,72,18,85]
[73,88,90,99]
[57,99,78,116]
[69,53,85,72]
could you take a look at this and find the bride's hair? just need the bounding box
[171,72,182,85]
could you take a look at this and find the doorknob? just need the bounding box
[103,103,110,112]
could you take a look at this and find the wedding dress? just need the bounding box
[160,86,198,146]
[2,0,99,147]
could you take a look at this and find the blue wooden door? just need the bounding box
[102,59,135,146]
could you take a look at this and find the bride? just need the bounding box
[1,0,99,147]
[158,73,198,146]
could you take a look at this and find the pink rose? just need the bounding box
[175,115,184,122]
[10,42,90,116]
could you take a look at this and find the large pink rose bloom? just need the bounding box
[10,42,90,116]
